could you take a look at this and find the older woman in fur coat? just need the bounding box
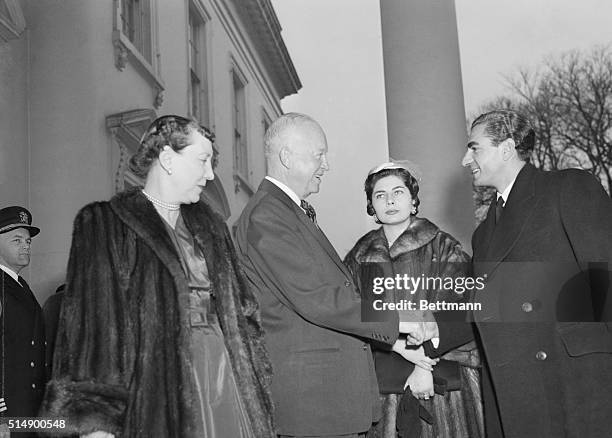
[40,116,274,437]
[344,162,482,438]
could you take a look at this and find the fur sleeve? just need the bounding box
[39,203,131,436]
[222,223,276,436]
[433,231,471,302]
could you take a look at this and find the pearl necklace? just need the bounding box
[142,190,180,211]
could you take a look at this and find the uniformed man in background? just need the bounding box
[0,206,46,436]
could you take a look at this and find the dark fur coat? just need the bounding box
[40,188,274,437]
[344,217,470,307]
[344,218,483,438]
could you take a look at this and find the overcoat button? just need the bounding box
[521,302,533,313]
[535,351,547,361]
[344,280,351,287]
[363,344,368,351]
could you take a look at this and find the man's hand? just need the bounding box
[392,341,439,371]
[399,320,439,345]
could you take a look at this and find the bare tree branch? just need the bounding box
[468,44,612,222]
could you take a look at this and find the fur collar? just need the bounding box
[109,187,224,284]
[351,217,440,261]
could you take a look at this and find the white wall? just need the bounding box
[0,32,28,206]
[4,0,288,302]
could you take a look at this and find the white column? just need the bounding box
[380,0,474,250]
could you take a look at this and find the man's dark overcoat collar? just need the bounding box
[475,163,544,268]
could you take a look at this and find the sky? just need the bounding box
[456,0,612,118]
[271,0,389,254]
[270,0,612,254]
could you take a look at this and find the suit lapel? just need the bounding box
[484,164,540,268]
[260,180,352,278]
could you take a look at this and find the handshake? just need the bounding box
[398,310,439,345]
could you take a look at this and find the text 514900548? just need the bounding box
[1,417,67,433]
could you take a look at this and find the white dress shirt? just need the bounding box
[0,263,19,283]
[265,176,306,212]
[497,174,518,205]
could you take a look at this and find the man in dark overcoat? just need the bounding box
[412,109,612,438]
[0,206,46,436]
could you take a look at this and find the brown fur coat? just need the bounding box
[40,188,274,437]
[344,218,483,438]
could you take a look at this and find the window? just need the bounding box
[188,4,210,126]
[0,0,25,42]
[232,68,248,182]
[113,0,164,108]
[120,0,152,63]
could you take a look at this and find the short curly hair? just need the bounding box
[471,109,535,161]
[129,115,215,179]
[364,167,420,218]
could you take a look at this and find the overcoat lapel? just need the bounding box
[473,197,498,261]
[484,164,540,270]
[17,277,39,306]
[260,180,352,279]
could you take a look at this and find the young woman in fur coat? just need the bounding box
[40,116,274,437]
[344,162,482,438]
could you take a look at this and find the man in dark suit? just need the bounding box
[236,113,415,437]
[42,283,65,376]
[0,206,46,435]
[409,109,612,437]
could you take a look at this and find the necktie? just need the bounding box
[495,197,505,224]
[300,199,317,225]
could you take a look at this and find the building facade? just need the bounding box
[0,0,300,302]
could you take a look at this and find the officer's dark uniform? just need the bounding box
[0,206,46,430]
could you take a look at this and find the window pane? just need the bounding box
[232,70,247,177]
[121,0,134,39]
[121,0,152,63]
[188,6,209,126]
